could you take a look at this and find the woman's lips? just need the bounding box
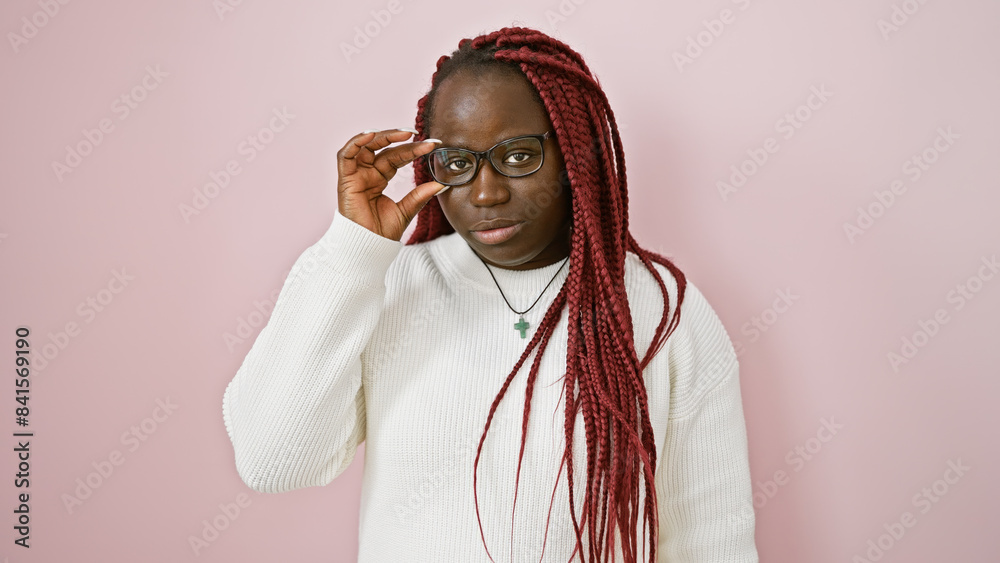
[470,222,524,245]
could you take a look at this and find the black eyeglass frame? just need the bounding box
[422,130,555,187]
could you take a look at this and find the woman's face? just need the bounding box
[426,69,572,271]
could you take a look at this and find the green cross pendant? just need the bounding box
[514,316,530,338]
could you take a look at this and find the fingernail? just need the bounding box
[435,184,451,195]
[423,138,442,144]
[399,127,418,134]
[361,129,379,134]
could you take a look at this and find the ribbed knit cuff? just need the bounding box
[313,208,404,287]
[222,379,234,442]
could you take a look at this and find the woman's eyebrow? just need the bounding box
[436,137,476,149]
[436,132,531,151]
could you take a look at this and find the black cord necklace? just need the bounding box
[475,253,570,339]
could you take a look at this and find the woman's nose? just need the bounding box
[468,159,510,207]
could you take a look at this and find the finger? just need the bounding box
[338,173,387,197]
[355,129,418,157]
[372,139,442,180]
[337,132,376,178]
[395,179,447,226]
[338,131,378,161]
[338,129,418,178]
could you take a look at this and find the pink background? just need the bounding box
[2,0,997,561]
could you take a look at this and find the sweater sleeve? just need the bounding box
[222,208,403,493]
[655,287,758,562]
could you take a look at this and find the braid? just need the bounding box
[405,26,688,563]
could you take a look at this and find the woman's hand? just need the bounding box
[336,129,445,241]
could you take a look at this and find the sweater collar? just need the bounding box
[432,231,571,299]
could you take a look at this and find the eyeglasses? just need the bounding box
[423,131,555,187]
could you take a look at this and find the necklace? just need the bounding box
[475,253,570,338]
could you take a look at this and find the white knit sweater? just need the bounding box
[222,208,759,562]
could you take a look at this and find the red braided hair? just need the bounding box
[404,27,687,563]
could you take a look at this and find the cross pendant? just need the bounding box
[513,316,530,338]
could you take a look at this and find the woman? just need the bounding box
[223,26,758,562]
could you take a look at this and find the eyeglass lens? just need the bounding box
[428,136,544,185]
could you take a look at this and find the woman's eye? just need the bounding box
[446,159,471,172]
[504,152,530,164]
